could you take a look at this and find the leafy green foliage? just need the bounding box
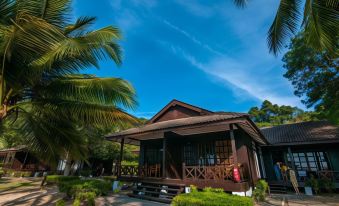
[54,177,111,206]
[252,180,268,202]
[55,199,66,206]
[234,0,338,55]
[172,186,253,206]
[46,175,80,184]
[0,0,137,163]
[283,32,338,124]
[305,175,320,194]
[248,100,319,127]
[318,178,335,193]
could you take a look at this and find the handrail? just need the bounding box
[182,163,246,182]
[317,170,339,182]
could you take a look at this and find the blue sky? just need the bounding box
[73,0,303,119]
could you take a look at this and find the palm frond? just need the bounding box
[31,26,122,70]
[233,0,248,8]
[37,76,137,109]
[64,16,96,35]
[304,0,338,54]
[267,0,301,55]
[0,0,15,24]
[19,110,87,164]
[16,0,71,28]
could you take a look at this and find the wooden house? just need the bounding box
[261,121,339,192]
[107,100,268,202]
[0,146,48,175]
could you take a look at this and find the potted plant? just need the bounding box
[305,175,319,195]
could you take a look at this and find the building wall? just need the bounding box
[261,143,339,182]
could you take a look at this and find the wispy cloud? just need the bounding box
[166,44,302,107]
[174,0,214,18]
[163,20,224,56]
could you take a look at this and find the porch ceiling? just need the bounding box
[106,114,268,145]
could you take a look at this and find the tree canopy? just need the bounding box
[248,100,319,127]
[235,0,339,56]
[0,0,137,163]
[282,32,338,124]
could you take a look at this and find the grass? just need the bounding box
[0,181,33,191]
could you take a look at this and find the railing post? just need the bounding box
[182,162,186,180]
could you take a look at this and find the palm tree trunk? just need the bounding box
[63,151,72,176]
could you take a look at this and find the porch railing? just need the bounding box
[317,171,339,182]
[116,164,161,178]
[182,163,246,182]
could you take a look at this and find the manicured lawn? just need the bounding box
[0,178,33,191]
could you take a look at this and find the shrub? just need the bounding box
[305,175,320,194]
[79,170,92,177]
[172,187,253,206]
[46,175,80,184]
[318,178,335,193]
[72,199,81,206]
[102,176,116,182]
[203,187,224,193]
[55,199,65,206]
[252,179,268,202]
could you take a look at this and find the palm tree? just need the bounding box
[0,0,137,164]
[234,0,338,55]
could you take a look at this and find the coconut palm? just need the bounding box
[0,0,137,163]
[234,0,338,55]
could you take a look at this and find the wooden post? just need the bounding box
[21,151,29,170]
[230,124,238,168]
[258,147,266,178]
[182,162,186,180]
[287,147,296,171]
[118,138,125,177]
[162,137,167,178]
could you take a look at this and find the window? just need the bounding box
[184,142,197,166]
[183,139,233,166]
[287,151,330,172]
[145,148,161,165]
[215,140,233,165]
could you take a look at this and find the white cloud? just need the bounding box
[174,0,214,17]
[167,44,302,107]
[163,20,224,56]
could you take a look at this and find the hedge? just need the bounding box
[172,187,253,206]
[46,175,80,184]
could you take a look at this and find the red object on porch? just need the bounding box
[233,167,241,182]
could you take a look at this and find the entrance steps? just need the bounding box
[268,182,288,194]
[128,181,184,204]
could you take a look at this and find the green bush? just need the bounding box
[46,175,80,184]
[172,187,253,206]
[252,179,268,202]
[55,199,65,206]
[202,187,224,193]
[76,191,96,206]
[72,199,81,206]
[305,175,320,194]
[102,176,116,182]
[317,178,335,193]
[79,170,92,177]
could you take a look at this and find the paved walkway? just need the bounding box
[260,193,339,206]
[96,195,169,206]
[0,178,63,206]
[0,178,169,206]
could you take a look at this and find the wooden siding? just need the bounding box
[153,105,202,123]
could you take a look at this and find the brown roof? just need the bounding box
[147,99,213,124]
[0,145,27,152]
[261,121,339,145]
[107,113,248,138]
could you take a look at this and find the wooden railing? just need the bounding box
[116,164,161,178]
[182,163,246,182]
[317,170,339,182]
